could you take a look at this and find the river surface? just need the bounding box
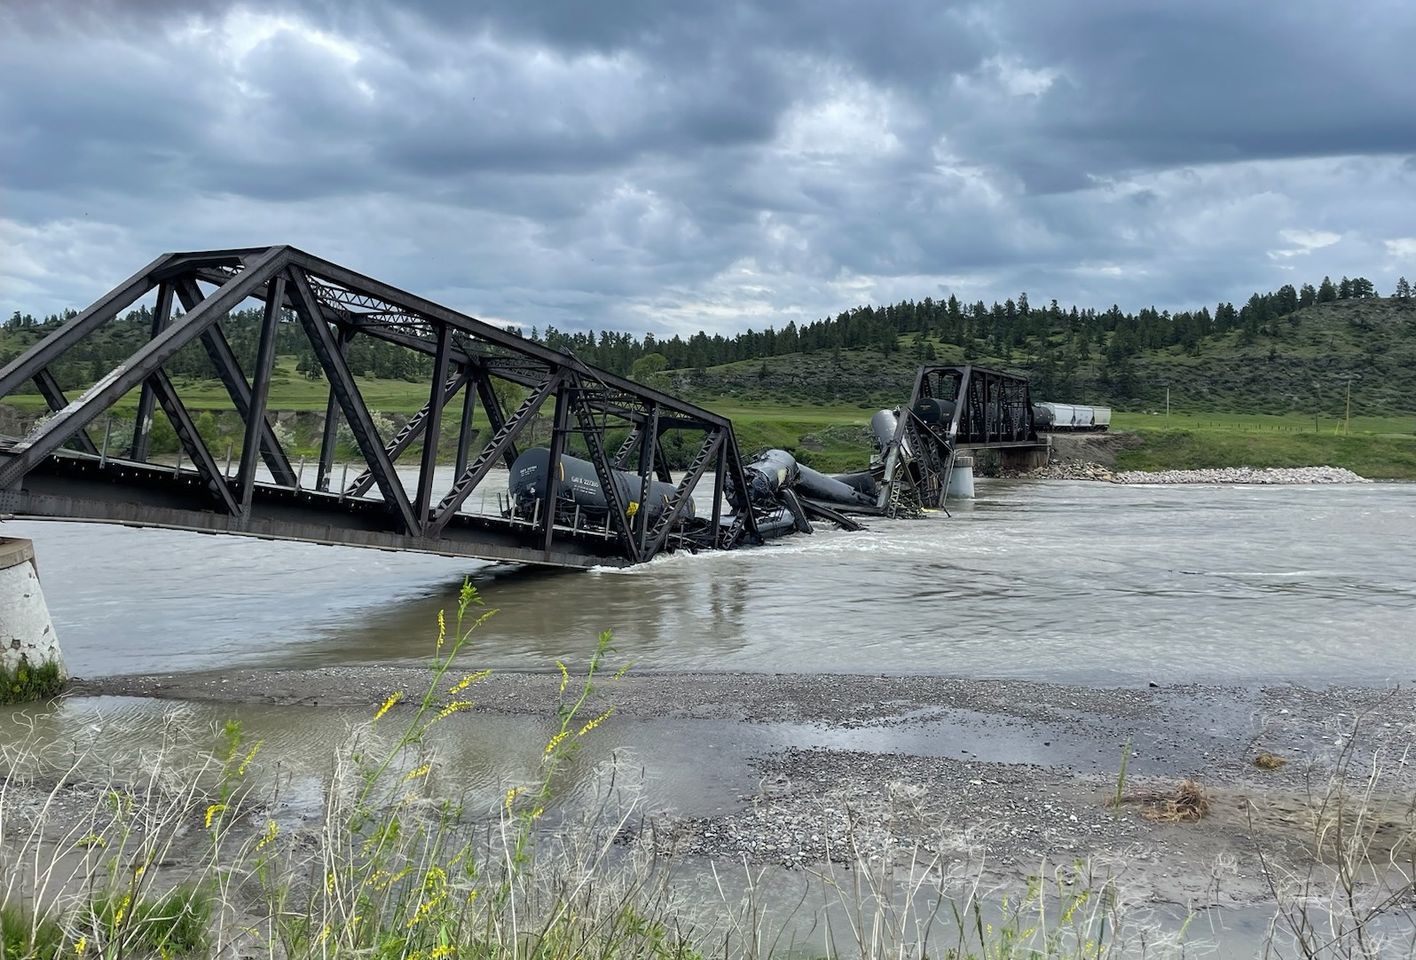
[5,479,1413,685]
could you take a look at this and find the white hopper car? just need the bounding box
[1033,402,1111,432]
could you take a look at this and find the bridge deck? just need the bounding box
[0,444,631,569]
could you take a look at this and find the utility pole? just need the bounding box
[1344,377,1352,435]
[1166,385,1170,422]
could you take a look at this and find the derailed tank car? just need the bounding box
[508,448,694,524]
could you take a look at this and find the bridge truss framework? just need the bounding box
[0,246,762,568]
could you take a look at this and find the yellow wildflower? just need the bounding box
[238,741,264,776]
[406,891,447,927]
[504,787,520,811]
[112,894,131,928]
[402,763,432,782]
[448,669,491,694]
[434,700,473,722]
[74,936,87,956]
[316,924,332,945]
[576,707,614,737]
[256,820,278,852]
[76,833,105,849]
[436,609,446,650]
[204,804,227,829]
[543,731,568,756]
[431,947,455,959]
[556,660,569,695]
[373,691,404,721]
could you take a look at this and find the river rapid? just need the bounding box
[6,479,1413,685]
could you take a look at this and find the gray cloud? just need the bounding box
[3,0,1416,337]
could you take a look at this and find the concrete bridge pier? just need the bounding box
[997,443,1050,473]
[0,538,66,699]
[946,456,976,499]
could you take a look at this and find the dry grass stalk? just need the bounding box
[1109,778,1212,823]
[1254,751,1289,770]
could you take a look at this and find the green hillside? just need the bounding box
[3,291,1415,478]
[673,297,1416,421]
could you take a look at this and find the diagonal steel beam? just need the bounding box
[31,370,100,456]
[287,266,419,535]
[0,252,174,400]
[644,430,723,558]
[149,370,241,516]
[345,367,468,499]
[426,372,562,538]
[474,373,521,470]
[173,277,299,486]
[0,246,288,490]
[569,384,641,563]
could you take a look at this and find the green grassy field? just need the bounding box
[4,359,1414,477]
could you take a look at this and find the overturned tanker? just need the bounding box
[508,448,693,524]
[497,363,1038,558]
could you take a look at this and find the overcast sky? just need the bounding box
[4,1,1415,337]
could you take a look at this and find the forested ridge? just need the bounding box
[4,273,1414,415]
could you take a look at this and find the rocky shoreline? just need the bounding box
[1016,462,1371,484]
[60,667,1416,906]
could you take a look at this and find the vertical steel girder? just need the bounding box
[635,404,659,553]
[130,281,174,461]
[415,324,455,528]
[539,385,572,552]
[236,275,285,514]
[316,327,352,491]
[453,375,477,478]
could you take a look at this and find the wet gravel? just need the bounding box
[61,668,1416,905]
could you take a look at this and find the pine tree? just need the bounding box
[1317,277,1337,303]
[1395,277,1412,299]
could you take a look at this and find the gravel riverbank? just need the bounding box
[1018,462,1372,484]
[62,667,1416,907]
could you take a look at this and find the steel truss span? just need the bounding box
[0,246,763,568]
[877,365,1043,510]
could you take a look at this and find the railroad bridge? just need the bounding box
[0,247,1041,568]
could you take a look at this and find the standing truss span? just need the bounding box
[0,246,762,568]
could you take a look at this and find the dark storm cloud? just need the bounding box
[3,0,1415,333]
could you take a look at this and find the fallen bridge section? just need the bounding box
[0,246,767,569]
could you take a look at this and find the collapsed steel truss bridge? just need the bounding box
[878,364,1042,510]
[0,246,763,568]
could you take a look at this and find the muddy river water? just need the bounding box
[7,479,1414,683]
[4,479,1415,954]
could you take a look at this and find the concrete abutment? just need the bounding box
[0,537,66,701]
